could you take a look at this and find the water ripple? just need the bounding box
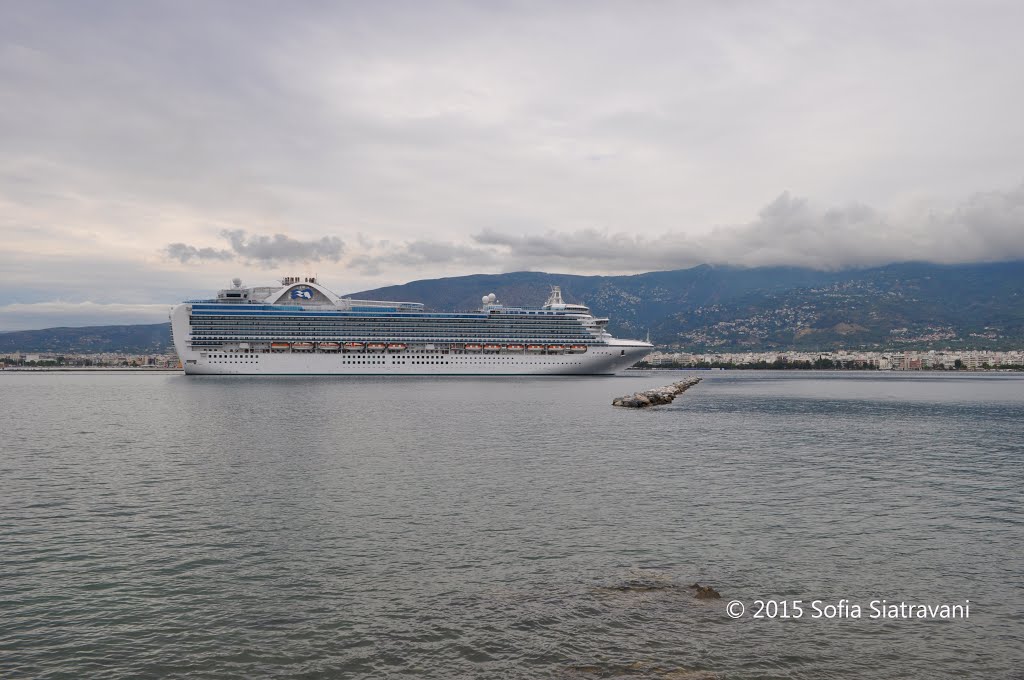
[1,372,1021,678]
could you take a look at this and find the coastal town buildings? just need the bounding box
[3,348,1023,371]
[641,349,1024,370]
[0,352,181,369]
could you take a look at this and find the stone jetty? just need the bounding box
[612,377,702,408]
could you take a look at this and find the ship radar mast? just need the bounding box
[545,286,565,307]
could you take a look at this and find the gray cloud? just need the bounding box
[468,184,1024,272]
[349,239,498,276]
[163,230,344,266]
[165,182,1024,277]
[931,184,1024,260]
[164,243,233,264]
[718,186,1024,268]
[4,1,1024,331]
[220,230,344,265]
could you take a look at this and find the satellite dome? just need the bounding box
[482,295,490,304]
[232,278,242,288]
[488,293,497,303]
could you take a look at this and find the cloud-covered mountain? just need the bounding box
[351,261,1024,350]
[4,261,1021,354]
[162,183,1024,276]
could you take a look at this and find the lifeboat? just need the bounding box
[271,342,290,350]
[318,342,340,351]
[526,344,544,352]
[387,343,407,351]
[570,344,588,353]
[343,342,364,350]
[292,342,314,351]
[366,342,387,351]
[465,343,483,351]
[547,345,565,352]
[483,344,502,351]
[506,344,525,351]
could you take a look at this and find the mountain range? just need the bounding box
[351,261,1024,350]
[2,261,1022,353]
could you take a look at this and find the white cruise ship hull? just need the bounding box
[170,281,653,376]
[177,341,650,376]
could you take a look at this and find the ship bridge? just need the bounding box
[542,286,590,314]
[213,276,424,312]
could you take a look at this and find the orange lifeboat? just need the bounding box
[366,342,387,351]
[526,344,544,352]
[343,342,364,350]
[483,344,502,351]
[506,344,525,351]
[271,342,290,350]
[570,344,588,353]
[318,342,340,351]
[387,343,407,351]
[547,345,565,352]
[465,343,483,351]
[292,342,314,351]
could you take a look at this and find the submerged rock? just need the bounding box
[613,377,702,408]
[689,582,722,599]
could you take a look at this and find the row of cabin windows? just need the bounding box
[191,314,585,321]
[193,335,593,343]
[192,328,588,336]
[204,357,588,366]
[190,324,588,334]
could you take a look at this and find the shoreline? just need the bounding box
[1,367,182,373]
[629,366,1024,373]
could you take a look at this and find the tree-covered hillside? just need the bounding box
[3,261,1021,352]
[352,261,1024,350]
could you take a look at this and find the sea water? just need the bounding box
[1,371,1021,678]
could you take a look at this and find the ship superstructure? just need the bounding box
[170,277,652,375]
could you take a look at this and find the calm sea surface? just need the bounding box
[1,371,1022,679]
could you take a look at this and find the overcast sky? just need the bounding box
[2,1,1023,329]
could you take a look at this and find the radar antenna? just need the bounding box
[545,286,564,307]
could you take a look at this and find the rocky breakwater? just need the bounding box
[612,377,702,408]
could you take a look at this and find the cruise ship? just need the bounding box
[170,277,653,375]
